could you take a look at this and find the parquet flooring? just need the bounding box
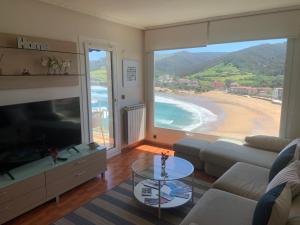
[5,144,215,225]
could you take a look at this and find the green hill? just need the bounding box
[189,63,284,88]
[155,51,226,77]
[204,43,286,76]
[155,42,286,78]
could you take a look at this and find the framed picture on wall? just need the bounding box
[122,59,139,87]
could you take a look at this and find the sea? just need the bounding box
[91,86,217,132]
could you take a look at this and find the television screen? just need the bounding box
[0,97,82,173]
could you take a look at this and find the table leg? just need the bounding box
[192,172,194,204]
[132,171,135,196]
[158,180,161,219]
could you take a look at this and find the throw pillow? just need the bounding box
[267,161,300,198]
[245,135,291,153]
[269,144,298,182]
[252,182,292,225]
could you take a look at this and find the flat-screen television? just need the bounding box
[0,97,82,174]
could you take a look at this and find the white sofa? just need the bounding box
[177,137,300,225]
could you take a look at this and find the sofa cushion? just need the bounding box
[289,195,300,219]
[269,144,298,182]
[245,135,291,153]
[173,138,210,157]
[180,189,256,225]
[201,140,277,173]
[213,162,269,200]
[287,195,300,224]
[267,160,300,198]
[287,217,300,225]
[252,182,292,225]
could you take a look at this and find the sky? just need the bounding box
[89,49,106,61]
[156,38,287,54]
[88,38,287,60]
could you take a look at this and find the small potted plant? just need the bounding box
[61,60,71,75]
[41,56,62,75]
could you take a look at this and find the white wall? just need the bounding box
[0,0,144,149]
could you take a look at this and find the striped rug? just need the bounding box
[52,177,211,225]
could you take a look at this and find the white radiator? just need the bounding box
[124,104,146,145]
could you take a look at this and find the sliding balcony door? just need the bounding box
[86,47,115,149]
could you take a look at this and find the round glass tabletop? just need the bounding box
[131,155,194,181]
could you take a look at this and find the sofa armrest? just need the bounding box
[245,135,291,153]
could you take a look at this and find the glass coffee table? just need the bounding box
[131,155,194,219]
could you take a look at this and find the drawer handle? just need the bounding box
[75,171,86,177]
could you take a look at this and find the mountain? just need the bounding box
[204,43,287,76]
[155,43,287,77]
[89,58,106,71]
[155,51,227,77]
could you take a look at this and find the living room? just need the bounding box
[1,0,300,225]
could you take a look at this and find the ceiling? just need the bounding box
[38,0,300,29]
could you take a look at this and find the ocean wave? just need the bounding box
[155,95,217,131]
[156,119,174,125]
[91,86,107,91]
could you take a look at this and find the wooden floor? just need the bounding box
[5,144,215,225]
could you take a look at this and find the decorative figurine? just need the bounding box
[22,68,30,75]
[41,56,71,75]
[48,147,58,164]
[61,60,71,75]
[48,56,60,74]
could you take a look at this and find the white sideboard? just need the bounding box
[0,144,106,224]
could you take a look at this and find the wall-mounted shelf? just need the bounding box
[0,32,85,90]
[0,45,84,55]
[0,75,81,90]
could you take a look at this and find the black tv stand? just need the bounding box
[5,171,15,180]
[68,145,80,153]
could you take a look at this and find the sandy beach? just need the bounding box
[155,89,281,139]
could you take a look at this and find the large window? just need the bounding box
[154,39,287,139]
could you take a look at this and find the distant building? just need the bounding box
[212,81,225,90]
[177,79,199,87]
[272,88,283,100]
[228,86,272,97]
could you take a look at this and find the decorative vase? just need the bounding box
[161,152,169,177]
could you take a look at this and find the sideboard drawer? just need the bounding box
[46,162,104,199]
[0,187,46,224]
[0,173,45,205]
[46,151,105,183]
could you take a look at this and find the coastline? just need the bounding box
[155,91,224,133]
[155,88,281,139]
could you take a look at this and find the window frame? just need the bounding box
[146,38,294,144]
